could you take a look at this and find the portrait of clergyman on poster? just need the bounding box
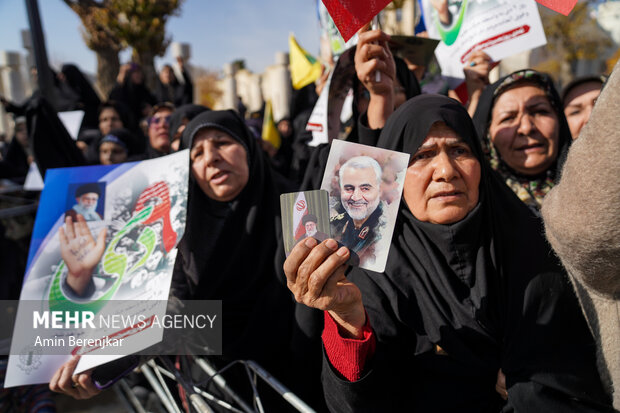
[280,190,331,256]
[320,140,409,273]
[65,182,106,222]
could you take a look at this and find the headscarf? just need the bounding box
[108,63,156,124]
[332,94,609,411]
[154,65,194,107]
[61,64,101,130]
[168,104,209,142]
[25,96,86,178]
[96,128,140,160]
[472,69,572,211]
[98,100,140,136]
[174,110,295,366]
[561,74,608,104]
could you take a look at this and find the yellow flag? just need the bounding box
[289,34,322,90]
[262,100,281,150]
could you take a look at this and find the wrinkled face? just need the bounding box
[563,81,602,139]
[304,221,317,236]
[99,141,128,165]
[340,166,381,222]
[77,193,98,210]
[190,128,249,202]
[488,85,559,176]
[99,107,123,135]
[148,109,173,153]
[404,122,481,224]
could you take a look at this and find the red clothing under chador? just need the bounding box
[321,311,376,382]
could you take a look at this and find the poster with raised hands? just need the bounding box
[4,151,189,387]
[421,0,546,84]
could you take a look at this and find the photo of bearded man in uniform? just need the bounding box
[331,156,385,265]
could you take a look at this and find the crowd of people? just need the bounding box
[0,23,618,413]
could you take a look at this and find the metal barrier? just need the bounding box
[113,356,316,413]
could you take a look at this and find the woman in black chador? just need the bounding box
[285,95,613,412]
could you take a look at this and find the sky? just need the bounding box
[0,0,323,75]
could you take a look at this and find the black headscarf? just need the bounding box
[25,96,86,178]
[154,65,193,107]
[173,110,295,367]
[98,100,140,136]
[61,64,101,131]
[168,104,209,142]
[472,69,572,211]
[96,128,140,160]
[108,64,156,124]
[323,95,611,412]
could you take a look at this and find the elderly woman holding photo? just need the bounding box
[284,94,613,412]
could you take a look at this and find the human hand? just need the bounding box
[49,355,101,400]
[431,0,451,25]
[59,215,106,296]
[495,369,508,400]
[355,27,396,99]
[116,64,130,84]
[315,65,330,96]
[284,238,365,338]
[464,51,493,93]
[464,51,494,116]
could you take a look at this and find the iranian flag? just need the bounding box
[293,192,309,240]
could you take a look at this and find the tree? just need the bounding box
[537,2,612,86]
[63,0,123,97]
[193,66,223,109]
[64,0,183,95]
[111,0,183,90]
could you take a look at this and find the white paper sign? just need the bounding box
[422,0,547,82]
[58,110,85,141]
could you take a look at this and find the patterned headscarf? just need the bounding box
[473,69,572,211]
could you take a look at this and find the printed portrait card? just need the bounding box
[280,190,331,257]
[321,140,410,273]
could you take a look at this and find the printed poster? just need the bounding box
[421,0,547,83]
[5,151,189,387]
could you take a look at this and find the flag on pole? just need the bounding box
[262,100,281,150]
[535,0,577,16]
[289,34,323,90]
[293,191,309,240]
[321,0,392,42]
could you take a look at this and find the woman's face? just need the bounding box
[488,85,559,176]
[160,66,173,84]
[99,107,123,135]
[190,128,249,202]
[403,122,481,224]
[148,109,173,153]
[563,81,602,139]
[99,141,128,165]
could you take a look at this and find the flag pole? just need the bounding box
[371,15,381,83]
